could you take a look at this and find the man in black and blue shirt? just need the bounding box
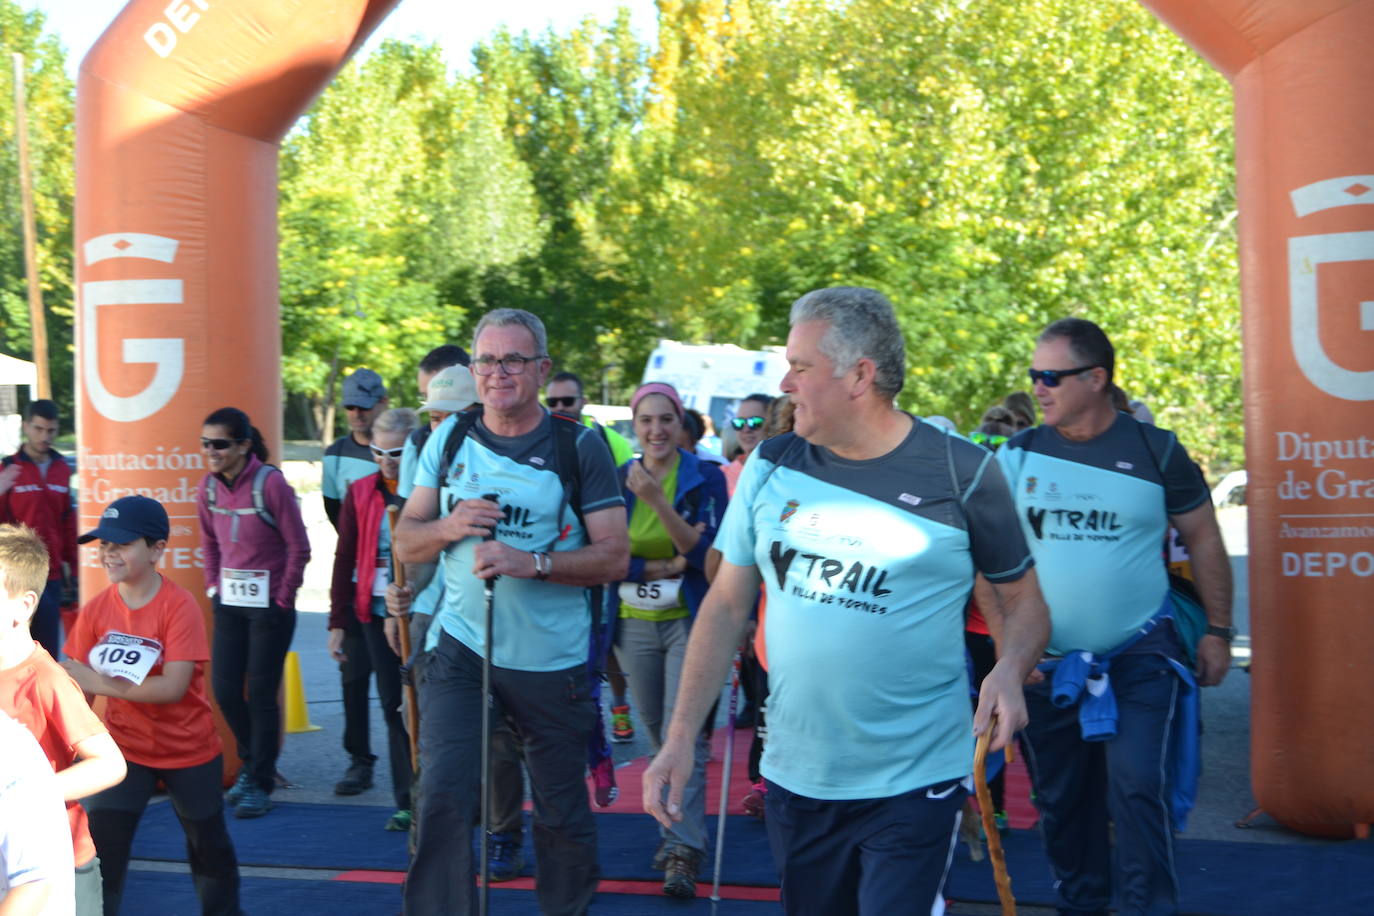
[644,287,1050,915]
[995,318,1233,916]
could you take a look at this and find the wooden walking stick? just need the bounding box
[387,505,420,770]
[974,715,1016,916]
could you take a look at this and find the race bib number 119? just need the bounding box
[221,568,270,608]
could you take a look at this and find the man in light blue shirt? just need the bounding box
[643,287,1050,915]
[395,309,628,916]
[995,318,1233,916]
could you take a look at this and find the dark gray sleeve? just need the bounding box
[961,448,1033,583]
[576,426,626,514]
[1159,433,1210,515]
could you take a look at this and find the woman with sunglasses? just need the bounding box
[610,382,728,898]
[720,393,773,497]
[196,407,310,819]
[328,408,417,832]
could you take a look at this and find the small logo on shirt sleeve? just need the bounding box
[898,493,922,506]
[780,499,799,523]
[1116,460,1134,470]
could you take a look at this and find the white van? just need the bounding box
[640,339,788,436]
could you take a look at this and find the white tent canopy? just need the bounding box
[0,353,37,390]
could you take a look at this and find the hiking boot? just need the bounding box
[486,832,524,882]
[334,758,375,796]
[384,809,412,832]
[234,785,273,819]
[742,781,767,819]
[591,757,619,808]
[610,704,635,743]
[651,837,669,871]
[662,847,701,898]
[225,770,253,807]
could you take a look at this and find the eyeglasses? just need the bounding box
[370,444,405,459]
[731,416,766,430]
[1027,365,1098,388]
[969,432,1009,449]
[472,354,544,376]
[546,396,578,409]
[200,437,237,451]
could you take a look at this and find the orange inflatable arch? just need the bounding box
[76,0,1374,835]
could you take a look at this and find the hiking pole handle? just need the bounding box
[387,505,421,775]
[975,715,1016,916]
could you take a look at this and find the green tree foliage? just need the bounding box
[10,1,1243,471]
[0,0,74,415]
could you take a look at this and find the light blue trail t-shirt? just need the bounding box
[716,418,1032,801]
[412,411,623,671]
[996,413,1209,656]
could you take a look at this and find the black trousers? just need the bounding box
[210,599,296,792]
[339,615,413,809]
[403,631,599,916]
[86,755,242,916]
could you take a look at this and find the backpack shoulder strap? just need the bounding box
[205,474,220,511]
[251,464,279,529]
[551,413,585,527]
[440,410,483,482]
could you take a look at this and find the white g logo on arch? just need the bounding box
[81,232,185,422]
[1288,176,1374,402]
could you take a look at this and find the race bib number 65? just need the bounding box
[91,632,163,685]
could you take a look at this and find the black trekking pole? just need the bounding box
[479,494,502,916]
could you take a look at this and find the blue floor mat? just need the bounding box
[120,871,778,914]
[130,802,1374,914]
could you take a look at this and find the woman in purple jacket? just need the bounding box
[196,407,311,819]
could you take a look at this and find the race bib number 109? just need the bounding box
[91,632,163,685]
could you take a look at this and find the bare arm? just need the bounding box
[394,485,503,564]
[643,559,760,826]
[61,659,195,705]
[472,506,629,586]
[1171,502,1234,687]
[56,733,125,802]
[973,568,1051,750]
[0,881,50,916]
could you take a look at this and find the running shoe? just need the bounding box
[610,704,635,743]
[225,770,252,807]
[662,848,701,898]
[742,780,767,819]
[234,785,273,819]
[486,833,524,882]
[591,757,619,808]
[994,810,1009,837]
[385,809,412,832]
[334,758,375,796]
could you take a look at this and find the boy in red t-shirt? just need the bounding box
[0,523,126,916]
[62,495,243,916]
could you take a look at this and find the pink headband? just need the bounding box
[631,382,684,419]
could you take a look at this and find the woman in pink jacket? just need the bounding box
[196,407,311,819]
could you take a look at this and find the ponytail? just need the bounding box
[247,426,269,463]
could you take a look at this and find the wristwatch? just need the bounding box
[206,585,218,599]
[1205,625,1237,642]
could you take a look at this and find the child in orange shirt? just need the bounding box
[62,496,243,916]
[0,523,126,916]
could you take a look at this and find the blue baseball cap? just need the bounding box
[342,368,387,409]
[79,496,170,544]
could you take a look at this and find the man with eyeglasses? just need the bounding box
[545,371,634,466]
[396,308,628,915]
[322,368,392,798]
[644,287,1049,916]
[993,317,1233,916]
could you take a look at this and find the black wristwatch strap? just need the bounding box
[1206,624,1237,642]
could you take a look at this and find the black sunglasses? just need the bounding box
[731,416,766,430]
[546,396,578,409]
[370,444,406,459]
[200,437,237,451]
[1028,365,1098,388]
